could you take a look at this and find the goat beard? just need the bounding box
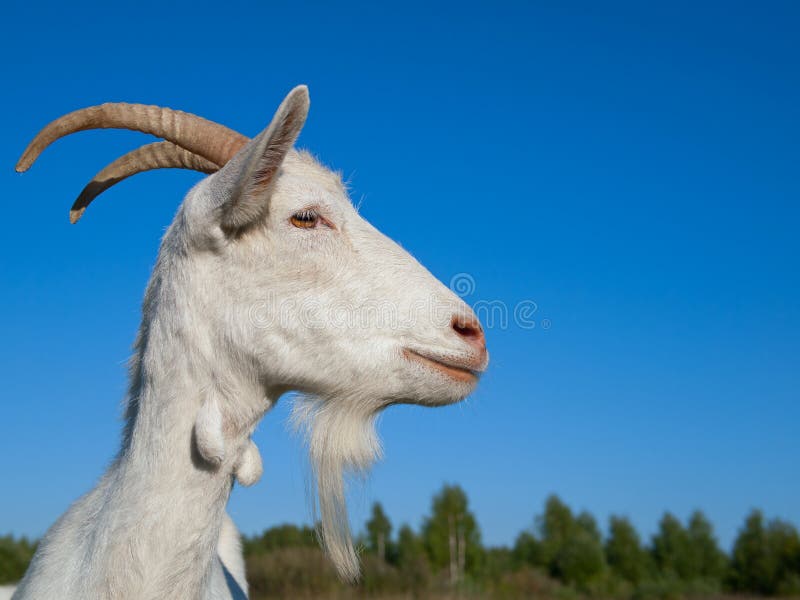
[291,394,383,583]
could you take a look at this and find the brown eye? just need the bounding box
[290,209,319,229]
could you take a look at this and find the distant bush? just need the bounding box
[0,535,36,585]
[487,566,574,600]
[244,523,318,555]
[632,577,722,600]
[246,546,342,598]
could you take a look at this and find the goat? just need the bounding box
[12,86,488,599]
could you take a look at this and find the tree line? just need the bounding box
[3,486,799,598]
[241,486,800,598]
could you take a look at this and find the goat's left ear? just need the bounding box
[216,85,310,231]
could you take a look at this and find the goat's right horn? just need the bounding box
[16,102,249,171]
[69,142,221,224]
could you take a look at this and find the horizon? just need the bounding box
[1,1,798,555]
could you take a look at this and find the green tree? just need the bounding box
[539,495,575,557]
[396,524,424,568]
[365,502,392,561]
[765,519,800,595]
[394,524,430,589]
[685,510,726,581]
[536,496,606,588]
[605,515,649,584]
[728,510,800,595]
[513,530,543,567]
[651,512,692,579]
[561,511,607,587]
[650,511,726,584]
[729,510,772,593]
[421,484,483,584]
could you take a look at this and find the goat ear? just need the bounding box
[218,85,310,231]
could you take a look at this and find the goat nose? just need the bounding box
[451,314,486,352]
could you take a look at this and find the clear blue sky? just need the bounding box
[1,1,798,551]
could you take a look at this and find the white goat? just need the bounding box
[12,86,487,599]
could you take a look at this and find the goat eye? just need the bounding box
[290,209,319,229]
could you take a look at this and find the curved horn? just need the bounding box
[69,142,222,224]
[16,102,249,172]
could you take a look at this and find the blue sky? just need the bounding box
[1,1,798,550]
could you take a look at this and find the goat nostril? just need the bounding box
[454,322,477,338]
[451,315,484,345]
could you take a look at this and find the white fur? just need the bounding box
[13,86,487,598]
[234,440,263,487]
[0,587,15,600]
[195,395,227,466]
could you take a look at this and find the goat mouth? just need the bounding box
[402,349,480,384]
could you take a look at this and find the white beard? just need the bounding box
[291,394,383,582]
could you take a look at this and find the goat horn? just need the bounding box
[16,102,249,172]
[69,142,221,224]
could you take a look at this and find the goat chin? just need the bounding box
[291,395,383,582]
